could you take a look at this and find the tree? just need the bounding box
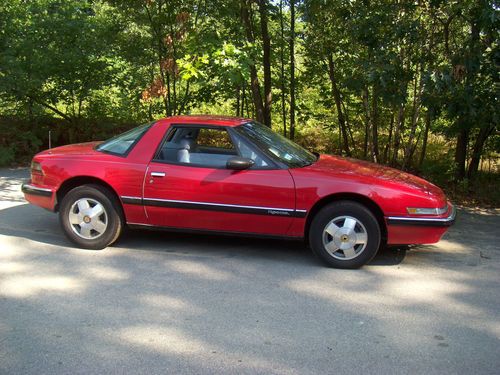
[289,0,296,139]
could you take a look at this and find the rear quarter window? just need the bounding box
[96,122,152,156]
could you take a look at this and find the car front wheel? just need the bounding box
[309,201,381,269]
[59,184,123,249]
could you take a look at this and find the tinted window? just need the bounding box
[231,132,270,168]
[234,121,317,168]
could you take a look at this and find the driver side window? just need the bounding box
[155,124,273,169]
[156,126,237,168]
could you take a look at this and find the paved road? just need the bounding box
[1,168,499,375]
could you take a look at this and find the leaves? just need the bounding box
[0,0,497,179]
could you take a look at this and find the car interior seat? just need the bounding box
[177,136,195,163]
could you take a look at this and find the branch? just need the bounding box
[26,95,73,122]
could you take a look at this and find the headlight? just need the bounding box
[406,206,448,215]
[31,161,44,175]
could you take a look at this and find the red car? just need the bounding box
[22,115,455,268]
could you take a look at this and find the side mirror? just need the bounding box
[226,156,255,170]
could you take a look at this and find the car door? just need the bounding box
[142,124,297,236]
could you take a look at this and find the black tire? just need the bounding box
[309,201,381,269]
[59,184,123,249]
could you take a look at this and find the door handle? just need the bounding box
[151,172,166,177]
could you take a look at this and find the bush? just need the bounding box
[0,146,15,166]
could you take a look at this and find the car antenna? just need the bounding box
[48,130,52,150]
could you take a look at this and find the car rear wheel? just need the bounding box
[59,184,123,249]
[309,201,381,269]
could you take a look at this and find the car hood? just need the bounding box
[37,141,102,156]
[303,154,444,197]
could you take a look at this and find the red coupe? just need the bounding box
[22,115,455,268]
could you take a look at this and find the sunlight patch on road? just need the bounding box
[384,277,477,307]
[431,239,469,253]
[116,324,296,374]
[139,293,202,312]
[0,261,31,274]
[82,265,128,281]
[286,269,477,316]
[118,325,206,354]
[0,237,29,259]
[0,276,85,298]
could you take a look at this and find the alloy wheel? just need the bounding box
[68,198,108,240]
[322,215,368,260]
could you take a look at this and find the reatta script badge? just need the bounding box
[267,210,290,216]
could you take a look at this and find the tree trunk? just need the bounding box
[454,128,469,180]
[241,0,265,123]
[467,125,494,180]
[289,0,296,140]
[279,0,287,137]
[258,0,272,127]
[165,72,172,116]
[342,100,354,145]
[462,4,484,180]
[235,86,241,116]
[391,104,405,166]
[178,81,191,115]
[383,112,395,164]
[240,85,244,116]
[327,54,350,156]
[418,110,431,169]
[169,25,179,116]
[371,86,379,163]
[402,71,423,170]
[361,88,371,160]
[144,2,170,116]
[241,83,249,117]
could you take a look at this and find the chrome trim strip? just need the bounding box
[387,204,456,227]
[120,195,307,218]
[21,183,53,197]
[121,196,142,204]
[23,184,52,192]
[436,205,450,215]
[144,197,296,212]
[127,222,155,227]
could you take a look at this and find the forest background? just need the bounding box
[0,0,498,206]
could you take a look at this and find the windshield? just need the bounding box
[234,121,317,168]
[96,122,152,156]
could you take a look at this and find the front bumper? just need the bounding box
[385,203,456,245]
[21,183,56,211]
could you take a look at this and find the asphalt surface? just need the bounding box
[1,168,499,375]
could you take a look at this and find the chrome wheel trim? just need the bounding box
[322,215,368,260]
[69,198,108,240]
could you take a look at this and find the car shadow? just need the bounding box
[0,202,407,267]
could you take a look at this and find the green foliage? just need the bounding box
[0,0,498,204]
[0,146,15,166]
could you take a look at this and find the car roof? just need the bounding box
[157,115,251,127]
